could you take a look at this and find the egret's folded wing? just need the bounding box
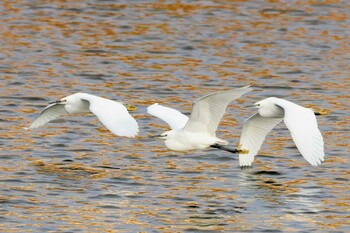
[86,96,139,137]
[238,113,282,166]
[184,86,253,135]
[273,99,325,166]
[147,103,189,130]
[29,103,68,129]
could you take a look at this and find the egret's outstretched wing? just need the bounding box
[29,103,68,129]
[147,103,189,130]
[273,98,325,166]
[83,96,139,137]
[184,86,253,135]
[238,113,282,167]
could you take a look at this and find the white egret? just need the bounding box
[28,93,139,137]
[238,97,325,167]
[147,86,252,152]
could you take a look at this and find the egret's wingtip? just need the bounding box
[147,103,159,110]
[122,132,139,138]
[240,85,252,90]
[308,160,322,167]
[129,129,140,138]
[240,164,253,170]
[26,124,38,129]
[239,85,254,94]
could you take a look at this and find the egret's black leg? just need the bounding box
[210,144,240,154]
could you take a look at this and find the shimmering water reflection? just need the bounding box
[1,0,349,232]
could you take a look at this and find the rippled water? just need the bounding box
[1,0,349,232]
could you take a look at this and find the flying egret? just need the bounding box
[147,86,253,152]
[238,97,325,167]
[28,93,139,137]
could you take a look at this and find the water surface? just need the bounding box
[1,0,349,232]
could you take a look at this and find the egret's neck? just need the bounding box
[258,104,284,118]
[65,94,91,114]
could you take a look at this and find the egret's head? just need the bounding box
[252,102,261,108]
[254,97,284,118]
[253,97,276,109]
[252,100,264,109]
[50,93,82,106]
[150,130,174,140]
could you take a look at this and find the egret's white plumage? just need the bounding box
[238,97,324,167]
[29,93,139,137]
[147,103,189,130]
[147,86,252,151]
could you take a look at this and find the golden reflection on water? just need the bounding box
[0,0,349,232]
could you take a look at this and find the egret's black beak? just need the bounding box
[149,134,164,139]
[246,104,256,108]
[49,100,62,104]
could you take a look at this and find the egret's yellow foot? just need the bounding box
[237,144,249,154]
[237,148,249,154]
[311,107,330,115]
[125,104,138,112]
[316,109,330,115]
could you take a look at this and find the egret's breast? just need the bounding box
[164,140,190,151]
[164,132,219,151]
